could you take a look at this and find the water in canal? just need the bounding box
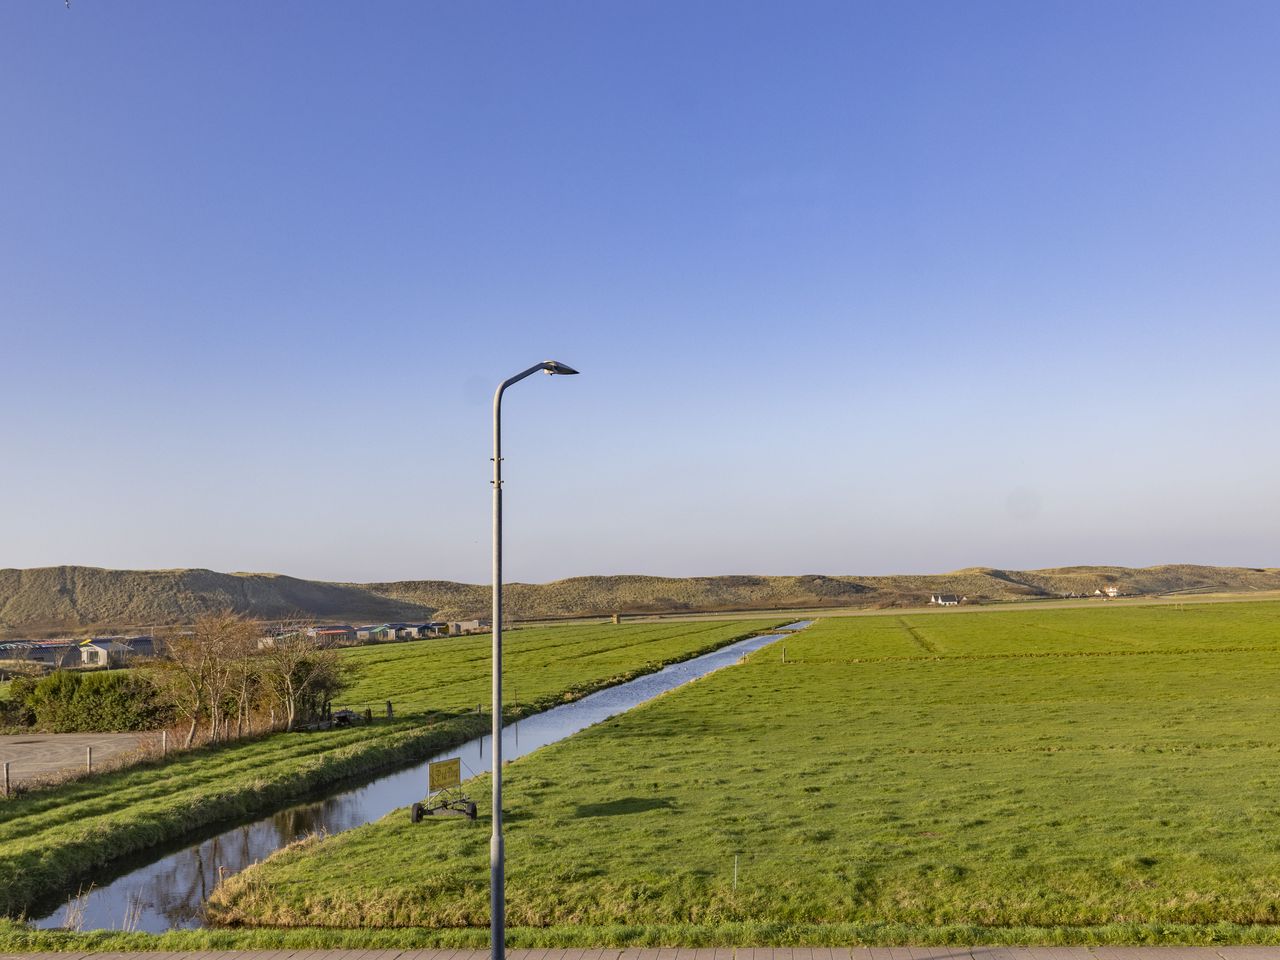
[32,622,810,933]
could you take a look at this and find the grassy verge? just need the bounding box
[8,918,1280,950]
[0,619,779,920]
[211,601,1280,937]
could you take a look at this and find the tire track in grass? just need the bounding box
[1014,620,1142,650]
[788,643,1280,665]
[897,617,940,655]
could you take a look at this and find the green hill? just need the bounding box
[2,563,1278,637]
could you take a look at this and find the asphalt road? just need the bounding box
[0,731,145,784]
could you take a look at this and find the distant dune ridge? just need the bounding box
[1,563,1278,637]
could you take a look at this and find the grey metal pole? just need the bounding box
[491,376,506,960]
[490,361,577,960]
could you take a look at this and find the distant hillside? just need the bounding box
[366,564,1280,621]
[2,563,1277,637]
[0,567,432,637]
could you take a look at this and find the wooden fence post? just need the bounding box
[3,761,9,798]
[86,746,93,774]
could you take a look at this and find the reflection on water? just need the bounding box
[38,790,377,932]
[34,623,806,933]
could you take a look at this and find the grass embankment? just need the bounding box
[11,917,1280,950]
[211,601,1280,943]
[0,619,777,920]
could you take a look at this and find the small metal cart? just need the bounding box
[411,757,477,822]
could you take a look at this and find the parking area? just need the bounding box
[0,731,145,785]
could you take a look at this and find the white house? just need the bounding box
[79,640,137,667]
[929,594,966,606]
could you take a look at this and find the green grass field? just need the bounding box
[210,601,1280,943]
[337,619,781,715]
[0,618,776,919]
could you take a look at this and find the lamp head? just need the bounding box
[542,360,580,376]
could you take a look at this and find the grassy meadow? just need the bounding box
[210,600,1280,943]
[0,618,777,919]
[336,619,782,715]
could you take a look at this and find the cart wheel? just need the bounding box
[411,802,423,823]
[467,801,477,820]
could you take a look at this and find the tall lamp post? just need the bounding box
[491,359,579,960]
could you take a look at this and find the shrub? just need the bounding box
[28,670,173,732]
[0,675,36,726]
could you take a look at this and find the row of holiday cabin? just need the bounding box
[929,585,1126,606]
[0,620,489,670]
[290,620,487,647]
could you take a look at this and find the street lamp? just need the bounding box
[491,359,579,960]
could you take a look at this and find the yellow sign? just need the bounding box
[428,757,461,793]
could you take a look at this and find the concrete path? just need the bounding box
[3,948,1280,959]
[0,731,144,784]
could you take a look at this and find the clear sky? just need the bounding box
[2,1,1278,585]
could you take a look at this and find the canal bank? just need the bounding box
[28,624,808,933]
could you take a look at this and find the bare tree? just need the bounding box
[203,614,260,741]
[259,623,350,731]
[156,628,210,748]
[155,611,261,747]
[230,653,261,738]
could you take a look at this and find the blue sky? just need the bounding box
[2,1,1278,584]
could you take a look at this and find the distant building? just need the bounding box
[449,619,486,635]
[79,639,136,667]
[400,623,444,639]
[1095,586,1121,598]
[356,624,403,643]
[386,623,423,641]
[307,625,357,646]
[0,639,80,667]
[929,594,965,606]
[82,635,156,660]
[356,623,438,642]
[126,635,158,656]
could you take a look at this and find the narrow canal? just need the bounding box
[32,621,810,934]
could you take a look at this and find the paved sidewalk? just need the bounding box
[3,949,1280,959]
